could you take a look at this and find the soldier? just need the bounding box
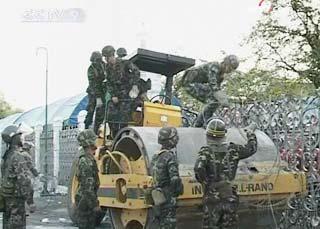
[22,141,39,177]
[194,119,257,229]
[1,124,35,229]
[150,127,184,229]
[181,55,239,127]
[84,51,106,134]
[75,129,100,229]
[22,141,38,212]
[102,45,140,138]
[116,47,127,59]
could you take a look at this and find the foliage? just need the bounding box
[246,0,320,88]
[173,68,315,109]
[0,93,22,119]
[226,69,315,102]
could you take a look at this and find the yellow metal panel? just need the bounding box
[178,172,306,199]
[98,171,306,209]
[143,102,182,127]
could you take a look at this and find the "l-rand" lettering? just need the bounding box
[190,182,274,195]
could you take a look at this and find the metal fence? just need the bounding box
[59,127,80,185]
[0,96,319,227]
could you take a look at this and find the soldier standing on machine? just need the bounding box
[102,45,140,138]
[84,51,106,134]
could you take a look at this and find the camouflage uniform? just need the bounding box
[104,48,140,138]
[75,130,100,229]
[181,55,239,127]
[1,125,34,229]
[194,119,257,229]
[84,51,106,133]
[150,127,183,229]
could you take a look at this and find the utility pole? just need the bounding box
[36,47,49,195]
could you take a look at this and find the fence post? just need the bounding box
[34,125,43,173]
[53,118,63,188]
[77,110,87,131]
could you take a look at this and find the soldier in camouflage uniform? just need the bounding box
[22,141,38,212]
[1,124,35,229]
[116,47,127,59]
[181,55,239,127]
[102,45,140,138]
[75,129,100,229]
[84,51,106,134]
[150,127,184,229]
[194,119,257,229]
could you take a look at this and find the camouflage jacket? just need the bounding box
[1,146,33,199]
[20,151,39,177]
[87,63,106,98]
[105,59,140,99]
[150,149,181,196]
[76,147,100,209]
[182,62,223,102]
[194,132,257,193]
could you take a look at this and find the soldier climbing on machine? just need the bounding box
[180,55,239,128]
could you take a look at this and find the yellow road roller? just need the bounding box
[68,49,307,228]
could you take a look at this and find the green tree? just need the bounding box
[246,0,320,88]
[226,69,315,102]
[0,93,22,119]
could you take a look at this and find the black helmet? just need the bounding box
[90,51,103,63]
[116,47,127,58]
[158,127,179,148]
[206,118,227,139]
[102,45,115,57]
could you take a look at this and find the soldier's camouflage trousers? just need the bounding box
[75,194,97,229]
[107,100,132,138]
[157,197,177,229]
[194,90,229,128]
[84,94,106,134]
[85,94,96,129]
[3,197,26,229]
[202,199,239,229]
[94,102,106,135]
[194,100,220,128]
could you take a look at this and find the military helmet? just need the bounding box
[158,127,179,148]
[223,55,239,71]
[1,123,33,144]
[206,118,227,139]
[77,129,97,147]
[90,51,103,63]
[116,47,127,58]
[102,45,115,57]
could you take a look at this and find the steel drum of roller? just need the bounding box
[107,126,278,229]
